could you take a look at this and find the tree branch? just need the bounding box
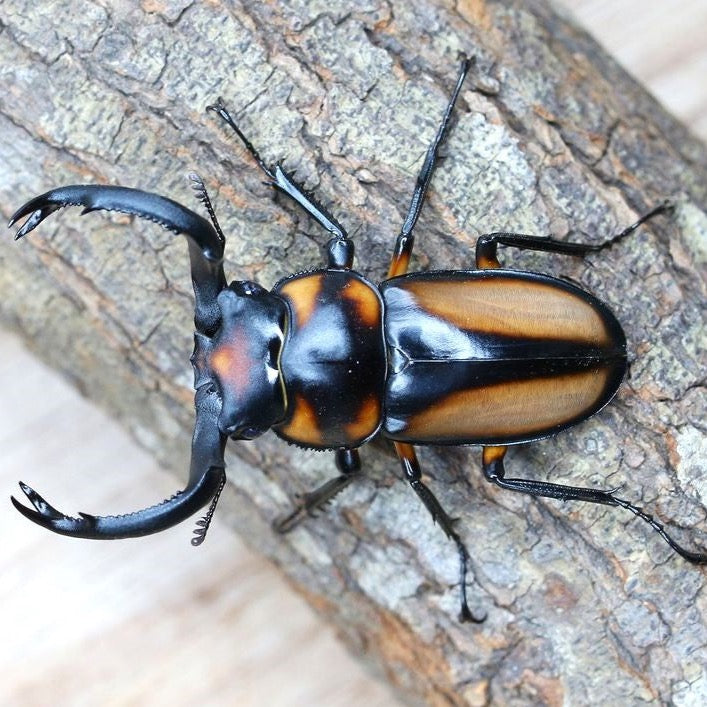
[1,1,705,704]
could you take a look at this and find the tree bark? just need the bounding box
[1,1,705,704]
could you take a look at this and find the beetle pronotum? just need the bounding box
[10,58,705,621]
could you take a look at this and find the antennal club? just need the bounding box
[189,173,226,245]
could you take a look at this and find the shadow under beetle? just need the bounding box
[10,59,706,622]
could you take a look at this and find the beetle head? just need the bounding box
[195,281,287,440]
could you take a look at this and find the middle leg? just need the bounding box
[273,449,362,533]
[388,57,472,278]
[394,441,484,623]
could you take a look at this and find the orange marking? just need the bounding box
[340,277,381,328]
[482,445,507,465]
[476,253,501,269]
[345,394,381,442]
[278,274,325,329]
[210,327,251,393]
[393,441,417,462]
[387,251,411,279]
[403,366,613,441]
[403,277,613,347]
[279,393,323,446]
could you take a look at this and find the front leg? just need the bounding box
[273,449,361,533]
[207,98,354,269]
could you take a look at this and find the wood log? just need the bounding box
[1,1,705,704]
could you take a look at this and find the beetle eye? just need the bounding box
[230,280,265,296]
[232,426,262,440]
[268,338,280,363]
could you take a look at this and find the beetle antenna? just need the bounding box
[191,469,227,546]
[189,173,226,244]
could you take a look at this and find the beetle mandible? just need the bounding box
[9,59,706,622]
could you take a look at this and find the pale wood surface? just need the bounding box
[557,0,707,140]
[1,2,705,706]
[0,328,397,707]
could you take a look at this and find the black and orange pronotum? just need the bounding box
[9,59,706,622]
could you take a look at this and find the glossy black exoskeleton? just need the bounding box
[9,59,706,622]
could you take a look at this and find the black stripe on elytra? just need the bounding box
[384,354,627,445]
[381,269,627,360]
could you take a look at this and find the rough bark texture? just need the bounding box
[1,1,706,704]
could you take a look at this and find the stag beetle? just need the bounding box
[10,59,706,622]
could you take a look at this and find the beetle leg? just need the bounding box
[388,57,472,278]
[207,98,353,266]
[11,386,227,540]
[9,184,226,335]
[273,449,361,533]
[475,201,674,269]
[395,442,485,623]
[482,445,707,563]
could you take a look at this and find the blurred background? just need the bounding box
[1,2,705,705]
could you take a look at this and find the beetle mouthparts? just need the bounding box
[11,467,226,540]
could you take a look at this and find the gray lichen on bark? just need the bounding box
[0,0,705,704]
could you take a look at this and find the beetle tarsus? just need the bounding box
[272,505,309,534]
[457,544,486,624]
[611,496,707,564]
[207,97,276,181]
[606,199,675,246]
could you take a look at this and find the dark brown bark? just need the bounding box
[1,1,705,704]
